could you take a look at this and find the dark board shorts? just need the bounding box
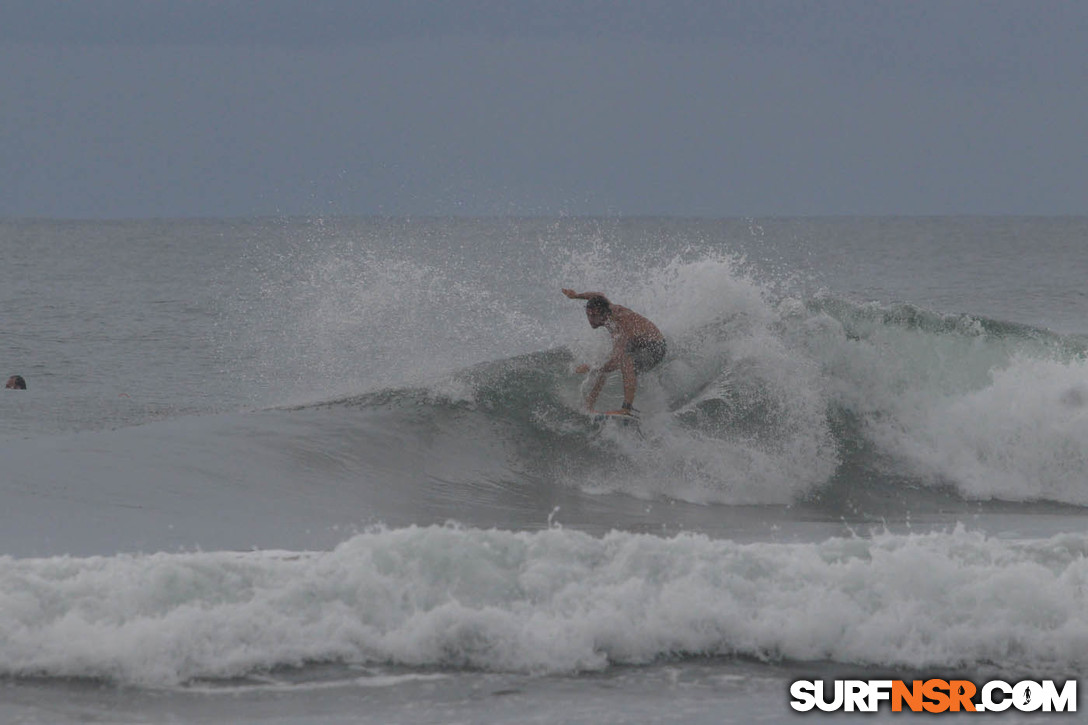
[627,339,667,373]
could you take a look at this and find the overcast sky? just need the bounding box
[2,0,1086,218]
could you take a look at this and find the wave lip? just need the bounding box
[2,525,1086,686]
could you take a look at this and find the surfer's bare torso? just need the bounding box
[562,289,666,413]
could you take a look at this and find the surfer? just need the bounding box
[5,375,26,390]
[562,289,666,414]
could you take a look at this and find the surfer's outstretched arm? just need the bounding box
[562,288,607,301]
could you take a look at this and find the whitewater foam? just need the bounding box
[879,355,1088,503]
[3,525,1086,687]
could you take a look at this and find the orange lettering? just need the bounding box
[949,680,977,712]
[892,680,924,712]
[922,679,951,713]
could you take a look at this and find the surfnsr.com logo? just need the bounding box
[790,679,1077,713]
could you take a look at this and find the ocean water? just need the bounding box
[1,216,1086,723]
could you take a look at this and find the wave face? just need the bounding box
[3,525,1086,686]
[297,284,1088,510]
[261,226,1088,508]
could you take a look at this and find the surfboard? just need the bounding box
[590,410,640,425]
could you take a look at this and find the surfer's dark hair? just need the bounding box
[585,296,611,314]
